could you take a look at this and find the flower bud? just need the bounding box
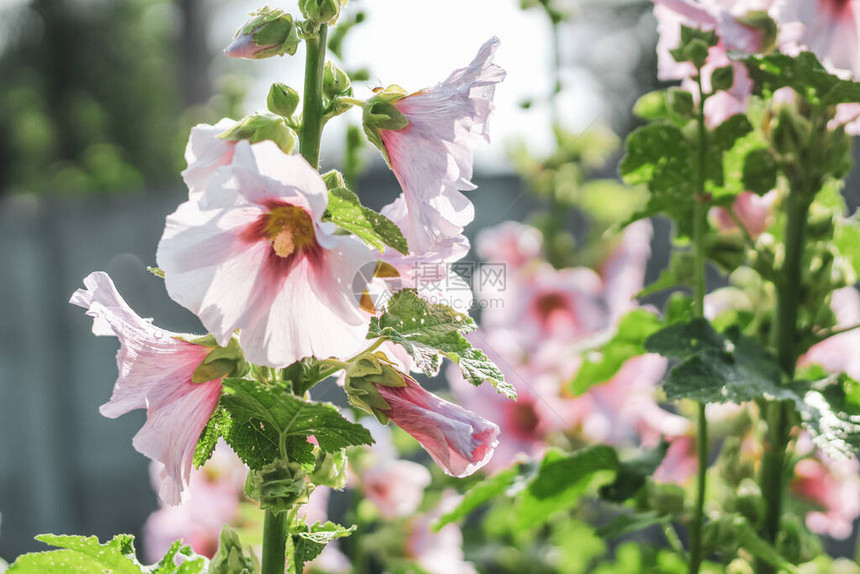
[225,7,300,60]
[299,0,345,25]
[210,526,260,574]
[267,82,300,118]
[218,113,297,154]
[710,65,734,93]
[362,86,409,159]
[323,61,352,99]
[310,450,348,489]
[245,459,307,513]
[187,335,250,384]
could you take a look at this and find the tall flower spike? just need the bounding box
[157,140,373,367]
[363,37,505,253]
[70,272,241,505]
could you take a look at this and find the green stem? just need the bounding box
[756,185,809,574]
[261,509,288,574]
[299,24,328,168]
[688,72,710,574]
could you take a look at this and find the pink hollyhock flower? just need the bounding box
[182,119,238,200]
[369,37,505,253]
[372,194,474,311]
[406,491,478,574]
[375,374,500,477]
[143,442,246,561]
[70,272,225,505]
[157,141,372,367]
[475,221,543,270]
[710,190,777,239]
[800,287,860,380]
[362,459,432,519]
[448,329,583,472]
[777,0,860,77]
[653,435,699,484]
[791,452,860,539]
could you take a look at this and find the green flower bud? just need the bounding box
[267,82,300,118]
[225,7,300,60]
[343,353,406,423]
[209,526,260,574]
[246,459,307,513]
[362,86,409,160]
[187,335,250,384]
[323,61,352,99]
[321,169,347,190]
[310,450,348,489]
[299,0,345,25]
[219,113,297,154]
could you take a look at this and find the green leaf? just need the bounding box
[194,407,231,469]
[798,380,860,459]
[620,123,696,237]
[571,310,664,395]
[220,378,372,470]
[745,51,860,106]
[291,522,356,574]
[151,540,208,573]
[8,534,143,573]
[632,90,693,126]
[833,219,860,276]
[322,187,408,254]
[599,440,669,503]
[208,527,258,574]
[638,252,696,297]
[435,465,525,530]
[596,511,666,539]
[742,148,778,195]
[645,320,796,404]
[370,290,515,398]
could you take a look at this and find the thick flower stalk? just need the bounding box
[157,140,373,367]
[70,272,243,505]
[363,37,506,253]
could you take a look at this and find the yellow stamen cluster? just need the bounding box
[264,205,315,257]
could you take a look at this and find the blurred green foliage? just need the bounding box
[0,0,244,196]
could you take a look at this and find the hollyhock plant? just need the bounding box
[157,140,373,367]
[363,37,506,253]
[70,272,234,505]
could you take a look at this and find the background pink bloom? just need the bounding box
[710,191,776,239]
[361,459,432,519]
[791,454,860,539]
[475,220,543,270]
[800,287,860,380]
[143,441,246,561]
[376,375,500,477]
[406,491,478,574]
[378,37,505,253]
[70,271,223,505]
[157,141,372,367]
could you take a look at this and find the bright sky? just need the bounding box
[216,0,611,173]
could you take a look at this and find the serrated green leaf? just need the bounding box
[799,381,860,459]
[292,522,356,574]
[9,534,143,573]
[745,51,860,107]
[620,123,696,237]
[220,379,372,470]
[323,187,408,254]
[571,310,664,395]
[599,440,669,503]
[370,290,515,398]
[194,408,231,468]
[646,321,794,404]
[151,540,208,574]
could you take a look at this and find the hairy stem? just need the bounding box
[261,509,289,574]
[688,72,710,574]
[756,185,809,574]
[299,24,329,168]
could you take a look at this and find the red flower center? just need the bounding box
[508,400,540,439]
[533,291,571,323]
